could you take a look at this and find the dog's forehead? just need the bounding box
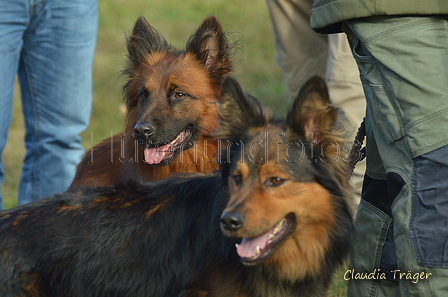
[140,52,213,93]
[231,125,314,180]
[241,124,306,158]
[244,124,286,144]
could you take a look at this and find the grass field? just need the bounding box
[2,0,348,295]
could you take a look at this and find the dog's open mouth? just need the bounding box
[235,213,296,265]
[144,129,192,165]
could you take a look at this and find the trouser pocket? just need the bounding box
[346,35,404,144]
[350,198,398,278]
[348,198,398,297]
[411,145,448,268]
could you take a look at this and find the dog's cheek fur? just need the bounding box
[264,182,336,282]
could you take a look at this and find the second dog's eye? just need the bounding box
[266,177,285,187]
[174,92,187,100]
[233,175,242,184]
[138,89,149,101]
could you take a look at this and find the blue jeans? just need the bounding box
[0,0,98,207]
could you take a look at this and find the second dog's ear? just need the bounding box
[286,76,339,144]
[186,15,232,81]
[126,16,171,67]
[217,77,265,141]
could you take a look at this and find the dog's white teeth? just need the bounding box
[255,246,261,257]
[235,243,239,248]
[278,218,286,226]
[273,227,280,235]
[271,218,286,237]
[169,134,180,145]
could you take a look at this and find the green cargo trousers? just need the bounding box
[344,16,448,297]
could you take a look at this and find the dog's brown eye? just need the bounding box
[233,175,242,184]
[267,177,285,187]
[174,92,187,100]
[138,89,149,101]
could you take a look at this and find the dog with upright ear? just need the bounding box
[217,75,354,295]
[69,15,235,189]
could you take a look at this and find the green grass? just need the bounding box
[2,1,348,294]
[330,266,350,297]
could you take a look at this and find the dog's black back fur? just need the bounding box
[1,175,226,296]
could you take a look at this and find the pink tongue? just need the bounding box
[144,143,171,164]
[236,233,269,259]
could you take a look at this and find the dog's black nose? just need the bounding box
[220,211,245,232]
[134,122,155,140]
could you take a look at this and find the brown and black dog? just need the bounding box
[0,77,353,297]
[69,15,232,189]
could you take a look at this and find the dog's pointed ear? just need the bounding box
[126,16,171,66]
[217,77,265,140]
[186,15,232,81]
[286,76,340,144]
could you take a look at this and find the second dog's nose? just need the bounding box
[134,122,155,140]
[220,211,245,232]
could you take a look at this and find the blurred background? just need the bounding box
[3,0,288,209]
[2,1,347,294]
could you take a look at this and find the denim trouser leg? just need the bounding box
[0,0,98,207]
[0,0,29,209]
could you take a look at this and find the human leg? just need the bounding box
[345,16,448,296]
[0,0,30,208]
[266,0,328,100]
[267,0,365,207]
[325,33,365,206]
[18,0,97,204]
